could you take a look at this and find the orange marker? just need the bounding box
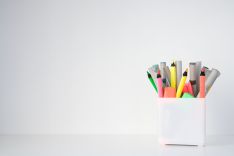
[199,68,206,98]
[164,87,176,98]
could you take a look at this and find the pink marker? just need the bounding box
[157,70,164,97]
[182,83,189,94]
[187,81,194,96]
[182,82,194,96]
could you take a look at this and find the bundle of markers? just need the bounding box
[147,61,221,98]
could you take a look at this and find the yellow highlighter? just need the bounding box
[176,69,188,98]
[170,62,177,89]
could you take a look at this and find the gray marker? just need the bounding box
[205,68,221,95]
[175,61,182,90]
[203,66,212,80]
[160,62,167,87]
[189,62,197,96]
[165,66,171,85]
[152,64,159,73]
[195,61,202,93]
[163,67,170,87]
[148,64,159,84]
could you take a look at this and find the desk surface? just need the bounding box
[0,135,233,156]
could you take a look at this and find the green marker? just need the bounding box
[182,93,194,98]
[147,72,158,93]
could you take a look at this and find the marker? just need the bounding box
[165,66,171,84]
[197,68,220,97]
[182,84,189,94]
[189,62,197,96]
[199,68,206,98]
[175,61,182,90]
[176,69,188,98]
[205,68,220,95]
[164,87,176,98]
[182,93,194,98]
[148,65,159,87]
[187,82,194,96]
[195,61,202,93]
[163,67,170,87]
[203,66,212,80]
[170,62,177,89]
[160,62,167,87]
[147,72,158,93]
[157,70,164,97]
[152,64,159,73]
[182,82,194,96]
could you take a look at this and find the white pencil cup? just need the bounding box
[157,98,206,146]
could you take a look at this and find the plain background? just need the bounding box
[0,0,233,135]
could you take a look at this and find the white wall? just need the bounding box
[0,0,233,135]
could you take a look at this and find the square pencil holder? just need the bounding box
[157,98,205,146]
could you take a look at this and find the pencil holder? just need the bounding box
[157,98,206,146]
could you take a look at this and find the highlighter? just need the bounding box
[197,68,220,97]
[175,61,182,90]
[157,70,164,97]
[176,69,188,98]
[203,66,212,80]
[205,68,220,95]
[187,82,194,96]
[147,72,158,93]
[195,61,202,93]
[182,84,189,93]
[182,82,194,96]
[189,62,197,96]
[152,64,159,73]
[165,66,171,84]
[148,65,159,88]
[160,62,167,87]
[163,66,171,87]
[170,62,177,89]
[164,87,176,98]
[199,68,206,98]
[182,93,194,98]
